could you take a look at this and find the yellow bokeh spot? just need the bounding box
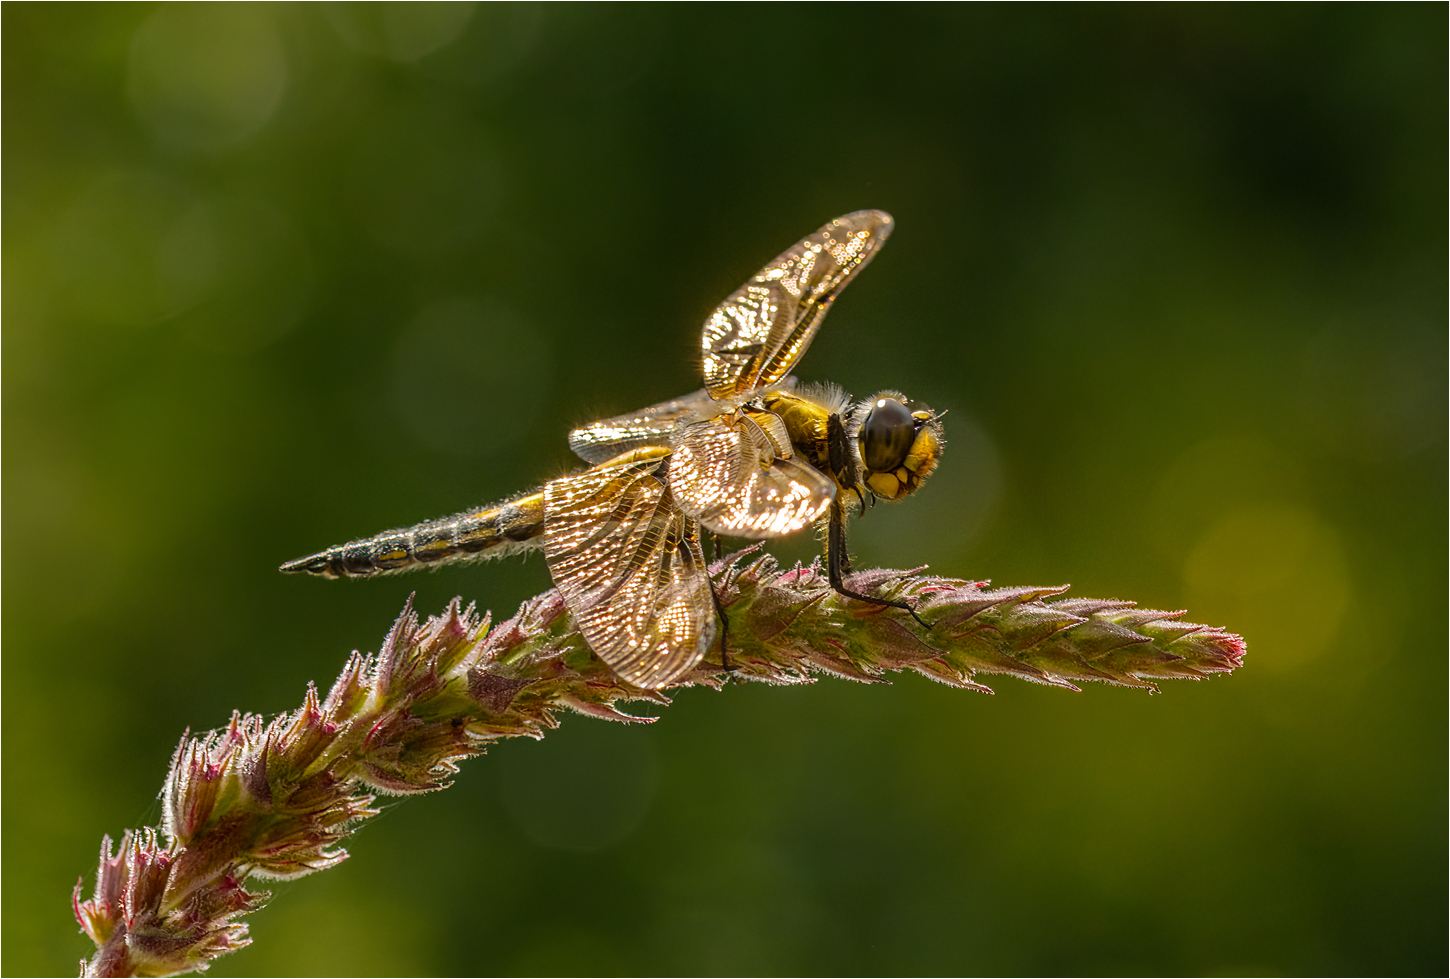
[128,5,287,150]
[1183,505,1350,673]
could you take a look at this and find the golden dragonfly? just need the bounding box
[282,210,945,689]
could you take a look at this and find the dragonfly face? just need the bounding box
[282,210,945,689]
[856,392,944,502]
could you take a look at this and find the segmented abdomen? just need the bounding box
[279,491,545,578]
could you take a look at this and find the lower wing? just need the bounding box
[543,454,716,689]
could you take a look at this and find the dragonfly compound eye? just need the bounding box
[860,397,915,473]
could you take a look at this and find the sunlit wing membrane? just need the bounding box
[569,378,803,464]
[701,210,894,400]
[669,415,835,538]
[567,388,722,464]
[543,458,715,688]
[700,281,793,401]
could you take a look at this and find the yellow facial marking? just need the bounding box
[867,472,902,499]
[905,429,941,473]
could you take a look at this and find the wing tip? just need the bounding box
[595,616,718,690]
[835,208,894,235]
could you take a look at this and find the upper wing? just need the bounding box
[568,379,801,463]
[669,414,836,539]
[701,210,893,401]
[543,455,715,689]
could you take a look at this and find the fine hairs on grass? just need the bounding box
[74,551,1245,977]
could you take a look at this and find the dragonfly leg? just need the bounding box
[704,529,735,673]
[826,500,930,629]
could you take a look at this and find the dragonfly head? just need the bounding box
[853,391,945,502]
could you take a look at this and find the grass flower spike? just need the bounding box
[76,552,1244,976]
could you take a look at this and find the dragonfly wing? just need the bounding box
[543,457,715,689]
[700,279,794,402]
[568,378,800,463]
[567,388,721,464]
[669,415,835,539]
[701,210,894,400]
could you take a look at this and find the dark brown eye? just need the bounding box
[860,397,914,472]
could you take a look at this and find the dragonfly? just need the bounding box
[282,210,945,689]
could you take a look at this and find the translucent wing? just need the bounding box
[568,379,800,463]
[543,456,715,689]
[567,388,722,464]
[701,210,893,400]
[669,414,836,539]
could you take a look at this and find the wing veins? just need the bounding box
[701,210,892,399]
[543,460,714,689]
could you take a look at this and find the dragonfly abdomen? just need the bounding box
[280,490,545,578]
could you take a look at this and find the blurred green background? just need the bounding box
[5,4,1444,975]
